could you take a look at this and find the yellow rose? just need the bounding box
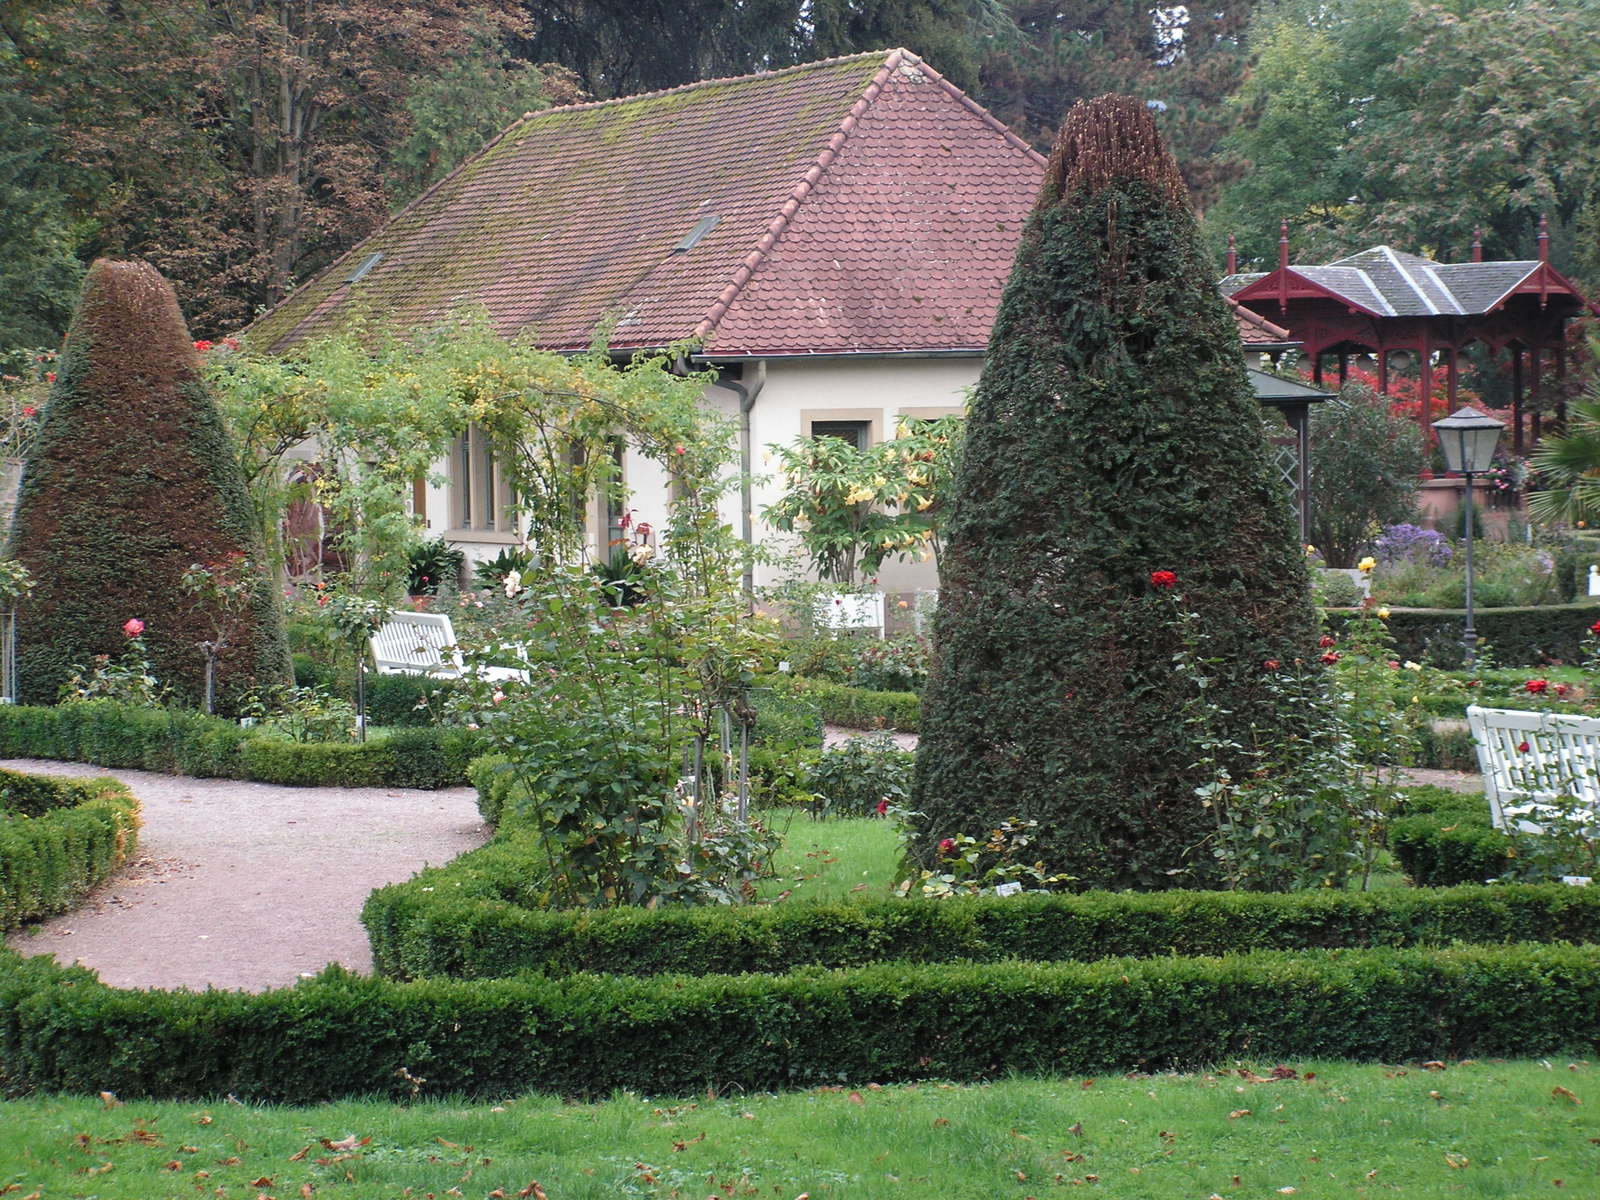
[1358,556,1377,573]
[1377,606,1390,619]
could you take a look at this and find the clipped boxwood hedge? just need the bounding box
[0,701,477,790]
[1,769,138,929]
[1327,602,1600,667]
[1391,787,1510,887]
[363,833,1600,980]
[778,676,920,732]
[4,943,1600,1101]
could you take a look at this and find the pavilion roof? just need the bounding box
[1221,246,1574,319]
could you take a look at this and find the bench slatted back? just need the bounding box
[1467,705,1600,828]
[370,611,463,677]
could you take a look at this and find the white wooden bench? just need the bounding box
[370,611,527,683]
[1466,705,1600,832]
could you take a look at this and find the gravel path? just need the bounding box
[3,759,488,993]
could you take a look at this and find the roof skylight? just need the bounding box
[345,252,383,283]
[673,215,720,254]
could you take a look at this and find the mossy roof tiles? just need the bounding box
[245,49,1047,357]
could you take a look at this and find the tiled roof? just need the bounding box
[1226,296,1295,346]
[246,49,1047,357]
[1222,247,1546,318]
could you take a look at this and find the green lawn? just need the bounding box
[5,1063,1598,1198]
[757,813,903,902]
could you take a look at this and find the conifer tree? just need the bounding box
[912,96,1318,889]
[8,260,291,707]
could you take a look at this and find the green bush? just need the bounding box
[915,99,1318,889]
[0,701,475,789]
[1,771,138,928]
[5,943,1600,1101]
[362,673,457,728]
[1389,788,1509,887]
[7,260,291,708]
[779,677,920,732]
[1326,603,1600,667]
[364,841,1600,980]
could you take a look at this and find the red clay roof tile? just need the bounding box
[246,49,1046,357]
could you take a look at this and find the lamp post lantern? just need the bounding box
[1431,405,1505,668]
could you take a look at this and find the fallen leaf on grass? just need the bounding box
[1277,1189,1297,1194]
[1445,1154,1469,1168]
[1062,1153,1084,1164]
[1554,1086,1582,1104]
[1015,1171,1027,1182]
[100,1091,122,1108]
[182,1146,199,1155]
[87,1162,114,1175]
[320,1136,369,1151]
[314,1155,354,1167]
[670,1133,706,1152]
[1422,1061,1447,1071]
[251,1176,276,1187]
[488,1192,505,1198]
[195,1112,213,1125]
[1228,1110,1251,1120]
[217,1157,242,1167]
[437,1138,459,1150]
[164,1161,184,1171]
[1067,1122,1084,1137]
[847,1091,865,1106]
[300,1185,313,1199]
[516,1183,547,1200]
[933,1118,950,1128]
[1080,1079,1095,1090]
[1238,1069,1272,1084]
[288,1147,311,1162]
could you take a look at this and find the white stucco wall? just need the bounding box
[711,355,980,593]
[420,355,979,597]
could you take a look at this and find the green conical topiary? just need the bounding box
[911,96,1319,889]
[7,260,291,708]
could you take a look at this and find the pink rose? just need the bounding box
[123,618,144,638]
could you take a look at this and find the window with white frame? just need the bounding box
[450,426,515,534]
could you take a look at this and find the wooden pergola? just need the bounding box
[1221,220,1597,460]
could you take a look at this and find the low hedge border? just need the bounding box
[363,840,1600,980]
[0,701,477,790]
[777,676,920,733]
[1327,602,1600,667]
[1391,788,1509,887]
[4,944,1600,1101]
[1,770,138,929]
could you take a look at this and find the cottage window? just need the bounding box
[450,426,514,533]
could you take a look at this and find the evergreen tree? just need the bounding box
[912,95,1318,890]
[7,260,292,708]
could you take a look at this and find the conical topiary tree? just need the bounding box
[8,260,291,708]
[911,96,1319,890]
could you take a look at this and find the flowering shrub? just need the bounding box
[60,628,166,707]
[849,634,931,693]
[803,732,912,816]
[1374,523,1452,567]
[896,817,1076,898]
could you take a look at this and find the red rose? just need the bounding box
[1320,651,1339,665]
[1526,679,1549,695]
[1319,635,1336,648]
[1557,684,1571,698]
[44,373,54,383]
[1591,620,1600,636]
[122,617,144,638]
[21,406,35,417]
[876,799,888,816]
[1518,741,1531,753]
[1150,570,1176,589]
[1263,659,1280,671]
[193,339,212,352]
[938,837,958,856]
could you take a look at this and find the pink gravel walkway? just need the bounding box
[2,758,488,992]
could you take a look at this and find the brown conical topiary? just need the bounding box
[7,260,291,707]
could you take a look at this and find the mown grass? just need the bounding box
[756,814,903,902]
[4,1063,1599,1198]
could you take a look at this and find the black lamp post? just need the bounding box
[1431,405,1505,668]
[1249,368,1334,546]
